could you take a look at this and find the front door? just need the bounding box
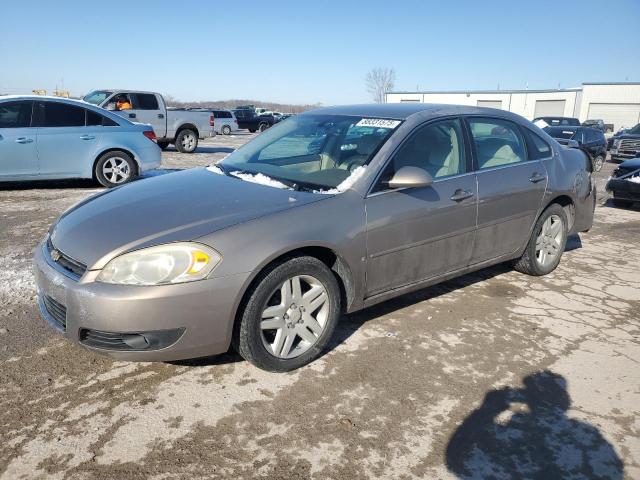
[127,93,166,137]
[365,118,477,296]
[0,100,38,178]
[467,117,547,263]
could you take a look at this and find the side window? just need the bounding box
[86,110,118,127]
[522,128,552,160]
[376,118,466,190]
[223,111,232,119]
[0,101,32,128]
[573,130,584,143]
[469,118,526,169]
[135,94,159,110]
[38,102,85,127]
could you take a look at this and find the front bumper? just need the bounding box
[610,149,639,162]
[33,241,250,361]
[606,178,640,201]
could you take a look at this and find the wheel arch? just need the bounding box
[230,245,356,339]
[176,123,199,138]
[92,147,139,180]
[543,194,575,231]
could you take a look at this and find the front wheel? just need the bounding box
[258,122,268,132]
[157,141,170,150]
[513,204,568,276]
[95,151,136,188]
[593,155,604,172]
[234,256,341,372]
[248,128,257,133]
[175,129,198,153]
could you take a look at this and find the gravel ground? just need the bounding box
[0,135,639,479]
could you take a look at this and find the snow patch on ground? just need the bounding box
[315,166,367,194]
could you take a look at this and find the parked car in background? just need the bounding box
[545,126,607,171]
[533,116,580,127]
[607,127,629,150]
[233,108,276,132]
[606,157,640,207]
[610,123,640,162]
[83,90,215,153]
[0,95,160,187]
[35,104,595,371]
[581,119,606,132]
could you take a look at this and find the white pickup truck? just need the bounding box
[83,90,215,153]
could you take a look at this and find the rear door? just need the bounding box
[34,101,103,177]
[468,117,547,263]
[365,118,477,296]
[0,100,38,178]
[128,93,166,136]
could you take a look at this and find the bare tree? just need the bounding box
[366,67,395,103]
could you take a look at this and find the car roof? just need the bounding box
[303,103,526,122]
[0,94,89,105]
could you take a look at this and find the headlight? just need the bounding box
[96,243,221,286]
[613,138,620,148]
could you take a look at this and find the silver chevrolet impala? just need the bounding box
[34,104,595,371]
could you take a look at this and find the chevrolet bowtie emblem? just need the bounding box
[50,249,61,262]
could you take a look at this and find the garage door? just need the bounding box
[477,100,502,109]
[534,100,566,118]
[587,103,640,131]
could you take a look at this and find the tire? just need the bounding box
[612,198,632,208]
[513,204,568,276]
[593,155,604,172]
[258,122,268,133]
[157,141,170,150]
[222,125,232,135]
[234,256,341,372]
[249,128,257,133]
[94,151,136,188]
[175,129,198,153]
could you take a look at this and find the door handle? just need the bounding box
[157,113,164,119]
[15,137,34,144]
[80,134,95,140]
[529,172,547,183]
[450,189,474,202]
[129,113,137,119]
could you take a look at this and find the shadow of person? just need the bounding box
[446,371,623,479]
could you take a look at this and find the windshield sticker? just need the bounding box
[356,118,401,129]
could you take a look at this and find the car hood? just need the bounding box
[50,168,326,270]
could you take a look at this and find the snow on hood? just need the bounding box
[314,166,367,195]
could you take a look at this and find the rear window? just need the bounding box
[135,94,159,110]
[545,127,577,140]
[0,101,32,128]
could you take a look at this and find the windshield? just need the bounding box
[629,124,640,134]
[220,114,399,190]
[83,90,112,105]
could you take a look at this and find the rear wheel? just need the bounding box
[248,128,257,133]
[95,151,136,188]
[234,256,341,372]
[513,204,568,276]
[175,129,198,153]
[222,125,232,135]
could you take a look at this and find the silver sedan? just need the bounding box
[34,104,595,371]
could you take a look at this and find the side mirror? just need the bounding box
[388,166,433,189]
[566,139,580,149]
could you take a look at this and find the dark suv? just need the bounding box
[232,109,276,133]
[610,123,640,162]
[545,126,607,171]
[533,116,580,127]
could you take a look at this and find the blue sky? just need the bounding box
[1,0,639,105]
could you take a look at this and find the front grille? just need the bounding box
[43,295,66,331]
[619,138,640,152]
[80,329,134,351]
[47,238,87,279]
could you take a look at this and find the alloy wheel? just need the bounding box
[102,157,131,184]
[535,214,563,267]
[181,133,196,151]
[260,275,329,359]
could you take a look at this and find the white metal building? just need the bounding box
[385,82,640,132]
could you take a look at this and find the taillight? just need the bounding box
[143,130,157,143]
[209,115,215,127]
